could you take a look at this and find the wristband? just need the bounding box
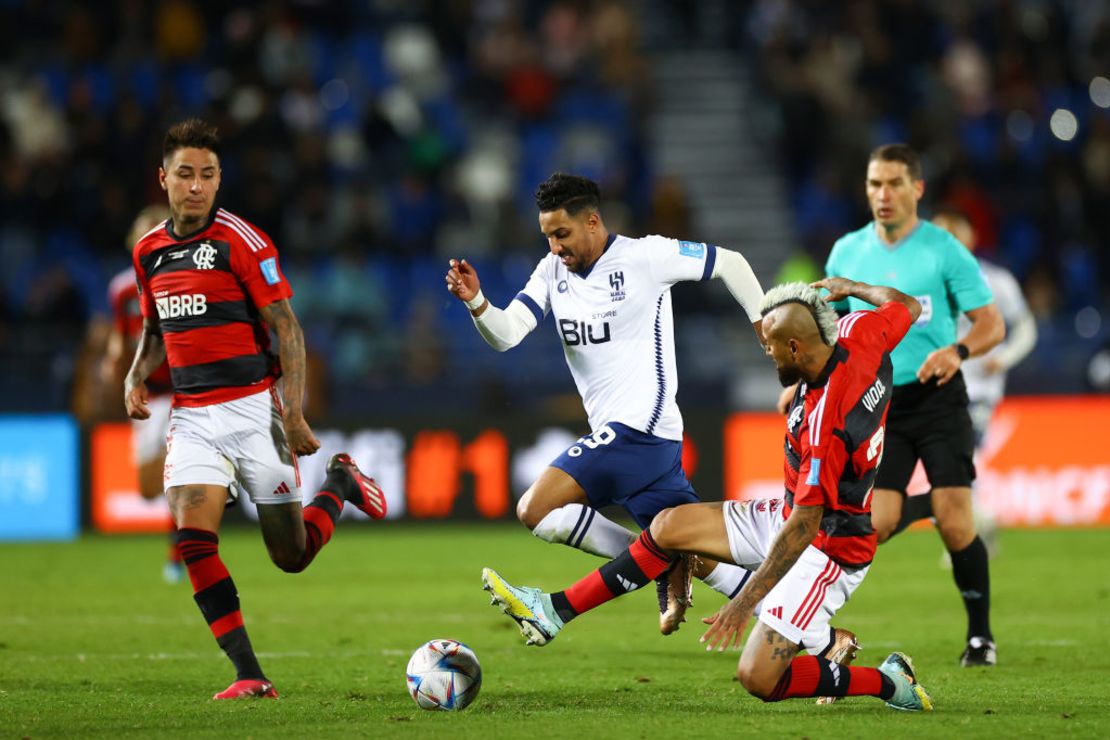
[465,290,486,311]
[954,343,970,361]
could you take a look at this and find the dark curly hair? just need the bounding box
[163,118,220,162]
[534,172,601,215]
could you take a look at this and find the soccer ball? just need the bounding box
[405,639,482,711]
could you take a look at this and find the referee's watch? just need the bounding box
[953,343,970,361]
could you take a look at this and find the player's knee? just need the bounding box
[515,492,549,530]
[268,547,307,573]
[274,558,305,574]
[936,518,975,550]
[648,508,678,548]
[736,663,775,701]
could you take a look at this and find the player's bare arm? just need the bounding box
[101,324,130,386]
[124,317,167,420]
[699,503,822,651]
[916,302,1004,386]
[259,298,320,456]
[446,258,488,316]
[812,277,922,322]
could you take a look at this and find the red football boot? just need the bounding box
[327,453,387,519]
[213,679,278,700]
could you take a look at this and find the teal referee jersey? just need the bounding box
[825,220,994,386]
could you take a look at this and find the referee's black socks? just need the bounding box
[949,535,992,641]
[891,491,934,537]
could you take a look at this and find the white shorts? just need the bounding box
[164,388,302,506]
[132,395,172,465]
[723,499,868,651]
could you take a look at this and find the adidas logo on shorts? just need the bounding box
[272,481,291,497]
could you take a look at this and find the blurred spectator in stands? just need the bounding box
[402,297,446,386]
[154,0,204,61]
[26,267,86,328]
[593,1,649,108]
[3,82,70,165]
[1024,263,1061,322]
[745,1,1107,358]
[1,1,1103,414]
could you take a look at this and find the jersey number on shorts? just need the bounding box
[567,425,617,457]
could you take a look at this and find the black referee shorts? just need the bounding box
[875,371,976,494]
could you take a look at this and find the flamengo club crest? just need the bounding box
[193,242,217,270]
[608,271,626,302]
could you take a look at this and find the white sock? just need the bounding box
[701,561,754,600]
[531,504,637,558]
[807,626,836,657]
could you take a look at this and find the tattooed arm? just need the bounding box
[124,317,167,420]
[259,298,320,456]
[700,504,823,651]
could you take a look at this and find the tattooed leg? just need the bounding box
[167,484,228,532]
[737,622,802,699]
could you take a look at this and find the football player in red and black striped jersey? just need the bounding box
[482,280,937,711]
[124,119,388,701]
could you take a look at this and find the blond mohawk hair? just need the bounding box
[759,282,840,346]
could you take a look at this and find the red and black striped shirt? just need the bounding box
[108,265,173,395]
[782,301,913,568]
[132,208,293,408]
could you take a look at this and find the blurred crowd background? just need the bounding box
[1,0,1107,423]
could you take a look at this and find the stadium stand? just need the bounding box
[0,1,1106,418]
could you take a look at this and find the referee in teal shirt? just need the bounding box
[822,144,1005,667]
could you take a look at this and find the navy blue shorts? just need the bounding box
[550,422,699,528]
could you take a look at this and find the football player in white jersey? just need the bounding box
[446,172,767,634]
[891,208,1037,554]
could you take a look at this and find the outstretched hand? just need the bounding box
[445,258,481,304]
[700,598,754,652]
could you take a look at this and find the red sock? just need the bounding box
[555,530,674,619]
[176,528,264,680]
[770,655,820,700]
[294,490,344,572]
[561,571,611,616]
[844,666,885,696]
[767,656,889,701]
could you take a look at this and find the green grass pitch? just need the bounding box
[2,524,1107,737]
